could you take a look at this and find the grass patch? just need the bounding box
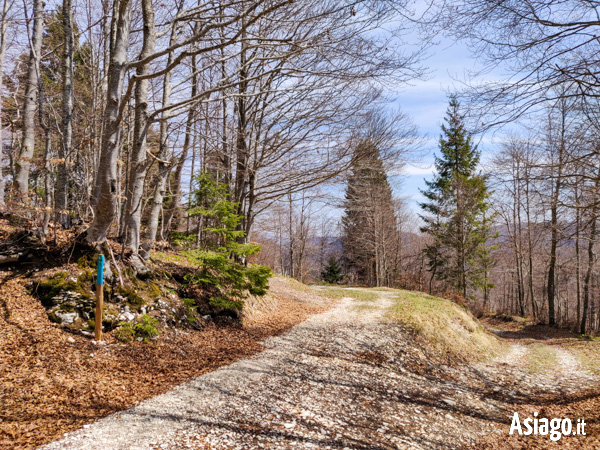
[525,343,558,374]
[387,290,505,361]
[563,341,600,375]
[152,251,194,267]
[317,286,378,302]
[353,303,377,312]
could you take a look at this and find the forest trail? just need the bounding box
[42,289,600,450]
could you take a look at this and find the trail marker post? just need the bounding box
[95,255,104,341]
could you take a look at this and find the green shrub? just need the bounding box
[115,315,160,343]
[134,315,160,341]
[171,232,196,248]
[183,251,272,310]
[115,322,136,342]
[181,172,272,311]
[321,257,344,284]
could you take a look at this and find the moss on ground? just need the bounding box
[32,272,94,307]
[117,286,146,308]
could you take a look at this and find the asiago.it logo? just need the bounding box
[509,411,587,442]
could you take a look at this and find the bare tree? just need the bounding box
[56,0,75,228]
[14,0,43,197]
[0,0,13,207]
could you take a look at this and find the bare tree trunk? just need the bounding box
[41,129,52,236]
[186,127,197,234]
[0,0,11,207]
[141,20,179,259]
[547,109,566,326]
[15,0,44,197]
[575,179,582,331]
[525,174,538,319]
[56,0,74,228]
[580,217,597,335]
[86,0,132,243]
[580,175,599,335]
[163,56,197,238]
[288,194,295,278]
[234,13,249,243]
[122,0,155,262]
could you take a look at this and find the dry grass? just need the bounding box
[561,339,600,375]
[387,290,506,361]
[316,286,379,302]
[525,343,558,374]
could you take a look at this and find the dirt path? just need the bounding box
[42,290,600,449]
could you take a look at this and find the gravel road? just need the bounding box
[41,290,599,449]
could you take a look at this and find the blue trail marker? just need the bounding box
[95,255,105,341]
[97,255,105,285]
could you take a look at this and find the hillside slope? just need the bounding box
[0,274,330,449]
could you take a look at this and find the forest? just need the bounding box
[4,0,600,448]
[1,1,600,337]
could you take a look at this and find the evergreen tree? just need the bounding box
[420,96,495,298]
[341,139,399,286]
[321,256,344,284]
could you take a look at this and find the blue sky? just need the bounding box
[390,35,494,215]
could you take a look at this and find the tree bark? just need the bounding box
[0,0,10,207]
[141,21,179,260]
[123,0,155,259]
[162,56,197,238]
[15,0,44,197]
[86,0,132,243]
[547,133,564,327]
[580,174,599,335]
[56,0,74,228]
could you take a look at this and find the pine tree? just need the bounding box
[321,256,344,284]
[341,139,399,286]
[420,96,495,298]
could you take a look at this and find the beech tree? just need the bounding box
[434,0,600,127]
[0,0,13,207]
[14,0,43,197]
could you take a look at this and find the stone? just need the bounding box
[119,311,136,322]
[67,336,76,343]
[54,309,78,325]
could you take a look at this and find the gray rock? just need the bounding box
[54,309,78,325]
[119,311,136,322]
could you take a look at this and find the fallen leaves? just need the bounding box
[0,271,329,449]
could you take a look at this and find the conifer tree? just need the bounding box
[341,140,399,286]
[420,96,495,298]
[321,256,344,284]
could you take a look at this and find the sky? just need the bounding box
[390,35,495,216]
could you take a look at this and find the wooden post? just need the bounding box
[95,254,104,341]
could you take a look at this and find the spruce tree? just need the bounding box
[321,256,344,284]
[341,139,398,286]
[420,96,495,298]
